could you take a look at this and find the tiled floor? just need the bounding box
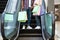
[55,21,60,40]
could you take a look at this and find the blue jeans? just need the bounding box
[35,16,41,26]
[27,7,32,26]
[27,7,41,26]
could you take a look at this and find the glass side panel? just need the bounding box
[45,13,52,36]
[4,13,17,39]
[4,14,13,22]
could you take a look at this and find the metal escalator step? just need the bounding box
[19,29,42,40]
[20,33,42,37]
[20,23,36,25]
[20,29,42,33]
[20,29,42,37]
[18,37,43,40]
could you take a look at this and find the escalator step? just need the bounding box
[20,34,42,37]
[18,37,43,40]
[20,29,42,33]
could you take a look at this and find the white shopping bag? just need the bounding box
[18,11,27,22]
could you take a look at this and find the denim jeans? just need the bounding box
[27,7,32,26]
[27,7,41,26]
[35,16,41,26]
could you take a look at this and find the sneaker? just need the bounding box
[35,26,41,29]
[27,26,32,29]
[0,33,3,40]
[22,25,25,29]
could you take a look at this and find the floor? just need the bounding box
[55,21,60,40]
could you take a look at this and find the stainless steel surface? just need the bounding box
[18,37,43,40]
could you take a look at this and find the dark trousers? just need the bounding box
[27,7,32,26]
[35,16,41,26]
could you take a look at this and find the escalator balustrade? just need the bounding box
[1,0,21,40]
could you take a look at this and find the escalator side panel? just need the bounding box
[1,0,21,39]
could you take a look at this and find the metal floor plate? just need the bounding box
[18,37,43,40]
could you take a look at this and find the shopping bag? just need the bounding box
[32,5,39,13]
[32,5,40,16]
[18,11,27,22]
[33,7,40,16]
[45,13,52,36]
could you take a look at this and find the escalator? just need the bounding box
[18,15,43,40]
[0,0,43,40]
[0,0,55,40]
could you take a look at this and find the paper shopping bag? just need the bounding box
[18,11,27,22]
[32,5,40,14]
[32,5,40,15]
[33,7,40,16]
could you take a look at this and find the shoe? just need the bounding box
[22,25,25,29]
[0,33,3,40]
[35,26,41,29]
[27,26,32,29]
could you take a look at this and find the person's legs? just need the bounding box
[35,16,41,29]
[21,22,26,29]
[27,7,32,29]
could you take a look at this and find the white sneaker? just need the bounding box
[22,25,25,29]
[0,33,3,40]
[35,26,41,29]
[27,26,32,29]
[0,36,3,40]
